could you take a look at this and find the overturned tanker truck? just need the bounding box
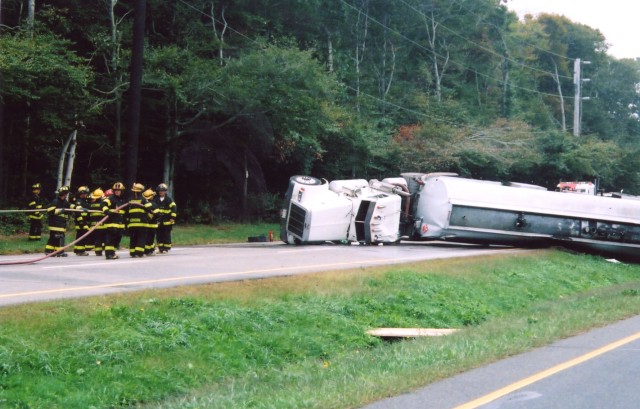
[279,173,640,260]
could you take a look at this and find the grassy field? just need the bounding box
[1,249,640,408]
[0,223,280,255]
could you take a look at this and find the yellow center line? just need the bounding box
[0,256,417,300]
[453,331,640,409]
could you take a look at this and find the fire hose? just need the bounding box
[0,208,102,213]
[0,202,132,266]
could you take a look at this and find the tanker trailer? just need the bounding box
[412,174,640,258]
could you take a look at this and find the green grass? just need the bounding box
[0,223,280,255]
[1,250,640,408]
[172,223,279,246]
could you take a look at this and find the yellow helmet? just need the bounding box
[91,188,104,200]
[77,186,90,195]
[131,183,145,193]
[32,183,41,190]
[112,182,125,191]
[143,188,156,200]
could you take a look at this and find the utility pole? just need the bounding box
[573,58,591,136]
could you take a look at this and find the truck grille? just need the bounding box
[287,203,307,238]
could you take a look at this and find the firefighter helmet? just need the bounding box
[131,183,145,193]
[143,188,156,200]
[156,183,168,192]
[31,183,41,190]
[112,182,125,191]
[91,188,104,200]
[77,186,90,195]
[58,186,70,195]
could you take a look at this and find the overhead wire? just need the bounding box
[345,84,551,135]
[338,0,573,101]
[452,0,576,62]
[396,0,574,79]
[173,0,565,132]
[176,0,259,45]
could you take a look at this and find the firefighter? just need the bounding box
[142,188,158,256]
[126,183,152,258]
[27,182,46,241]
[45,186,71,256]
[153,183,176,253]
[102,182,127,260]
[88,188,106,256]
[72,186,91,256]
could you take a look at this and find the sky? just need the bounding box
[505,0,640,59]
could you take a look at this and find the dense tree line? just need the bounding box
[1,0,639,221]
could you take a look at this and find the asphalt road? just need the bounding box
[0,241,520,306]
[362,314,640,409]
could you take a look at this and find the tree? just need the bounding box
[143,45,220,197]
[0,32,92,198]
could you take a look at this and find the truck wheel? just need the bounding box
[291,175,322,186]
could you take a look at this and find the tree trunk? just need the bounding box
[115,87,123,170]
[63,130,77,188]
[125,0,146,189]
[210,2,228,66]
[109,0,125,172]
[163,93,177,198]
[352,0,369,114]
[325,28,334,72]
[552,60,566,132]
[499,34,511,118]
[56,130,75,189]
[27,0,35,36]
[424,6,449,103]
[378,15,396,117]
[242,148,248,221]
[22,105,30,198]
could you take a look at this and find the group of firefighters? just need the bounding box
[26,182,177,259]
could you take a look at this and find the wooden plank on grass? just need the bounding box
[367,328,458,338]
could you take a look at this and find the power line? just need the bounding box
[454,0,576,63]
[397,0,573,80]
[349,84,552,135]
[175,0,570,132]
[176,0,259,45]
[339,0,572,100]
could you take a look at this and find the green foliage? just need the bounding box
[0,213,30,236]
[215,43,346,171]
[0,32,93,124]
[1,0,639,215]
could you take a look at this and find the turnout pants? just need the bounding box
[128,226,146,257]
[74,227,90,254]
[29,219,43,241]
[93,228,106,255]
[157,224,173,252]
[144,226,157,255]
[104,227,123,258]
[45,231,65,255]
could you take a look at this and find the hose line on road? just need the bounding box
[0,202,131,266]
